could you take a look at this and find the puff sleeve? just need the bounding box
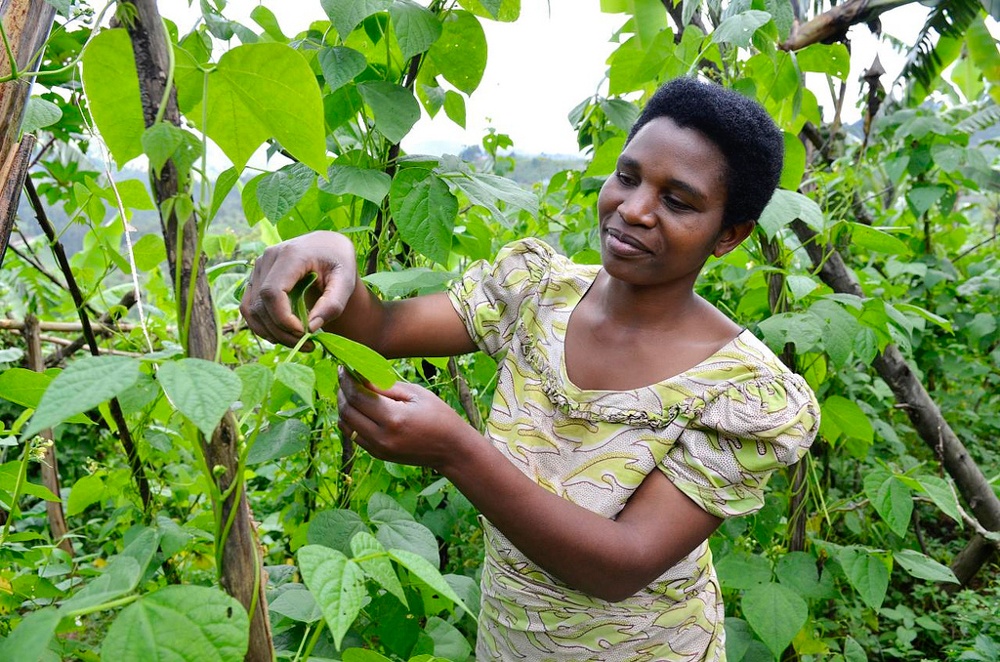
[660,370,820,519]
[447,238,555,358]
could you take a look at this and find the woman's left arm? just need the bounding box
[337,370,720,603]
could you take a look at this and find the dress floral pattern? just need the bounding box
[447,239,820,661]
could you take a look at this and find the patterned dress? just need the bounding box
[447,239,820,661]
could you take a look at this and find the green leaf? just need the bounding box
[318,47,367,93]
[350,531,407,606]
[724,617,754,661]
[250,5,287,41]
[425,616,472,661]
[24,356,141,438]
[0,462,60,503]
[363,268,455,298]
[314,333,398,390]
[775,552,826,599]
[834,546,891,610]
[21,96,63,134]
[758,189,825,239]
[388,548,476,620]
[256,163,316,221]
[444,162,539,224]
[308,508,369,556]
[712,10,771,48]
[246,419,311,464]
[0,368,53,408]
[0,606,61,662]
[742,582,807,659]
[389,168,457,264]
[156,359,242,438]
[795,43,850,80]
[821,395,874,445]
[716,552,772,590]
[131,233,167,272]
[427,10,487,94]
[209,168,241,222]
[297,544,367,649]
[81,29,145,166]
[444,90,466,127]
[321,0,393,39]
[193,42,326,173]
[893,549,960,584]
[100,585,249,662]
[844,636,867,662]
[369,493,440,568]
[780,131,806,190]
[319,164,392,204]
[390,1,442,61]
[234,363,273,410]
[342,650,393,662]
[274,362,316,409]
[269,586,323,623]
[62,557,141,613]
[915,475,963,525]
[357,81,421,144]
[141,122,186,174]
[863,470,912,537]
[906,185,948,217]
[67,472,105,516]
[850,223,911,255]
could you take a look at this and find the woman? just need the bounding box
[241,76,819,661]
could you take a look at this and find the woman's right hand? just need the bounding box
[240,230,358,347]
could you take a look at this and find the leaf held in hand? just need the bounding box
[314,332,397,389]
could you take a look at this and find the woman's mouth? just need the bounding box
[604,227,650,256]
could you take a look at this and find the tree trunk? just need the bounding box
[0,0,57,268]
[790,219,999,582]
[119,2,273,659]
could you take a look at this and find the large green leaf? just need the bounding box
[297,544,367,648]
[21,97,63,134]
[850,223,912,256]
[256,163,316,221]
[246,419,311,465]
[318,47,367,93]
[156,359,242,438]
[357,81,421,144]
[24,356,141,438]
[321,0,393,39]
[313,333,398,389]
[189,43,326,173]
[387,548,476,620]
[100,585,248,662]
[712,10,771,48]
[319,164,392,204]
[0,607,61,662]
[757,189,825,239]
[834,546,891,610]
[363,268,455,298]
[795,43,850,80]
[390,1,442,61]
[369,492,439,567]
[350,531,407,606]
[741,582,807,659]
[914,475,963,525]
[894,549,960,584]
[274,362,316,409]
[863,470,913,537]
[716,552,772,590]
[389,168,457,265]
[308,508,369,556]
[820,395,874,446]
[268,586,323,623]
[81,29,145,166]
[426,10,487,94]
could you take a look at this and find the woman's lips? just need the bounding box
[604,227,650,256]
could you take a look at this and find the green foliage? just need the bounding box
[1,0,998,660]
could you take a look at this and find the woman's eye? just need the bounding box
[616,171,637,186]
[664,197,692,212]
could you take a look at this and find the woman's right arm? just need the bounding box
[239,231,476,359]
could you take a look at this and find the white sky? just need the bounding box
[164,1,943,157]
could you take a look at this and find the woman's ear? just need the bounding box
[713,220,755,257]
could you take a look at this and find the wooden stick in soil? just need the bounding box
[118,2,273,658]
[23,314,74,556]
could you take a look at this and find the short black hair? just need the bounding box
[626,77,784,228]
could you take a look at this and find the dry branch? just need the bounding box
[781,0,916,51]
[790,219,999,583]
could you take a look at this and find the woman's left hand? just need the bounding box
[337,366,475,469]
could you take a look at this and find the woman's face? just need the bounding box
[597,116,746,290]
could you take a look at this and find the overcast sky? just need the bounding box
[165,1,941,157]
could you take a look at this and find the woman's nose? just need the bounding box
[618,188,657,227]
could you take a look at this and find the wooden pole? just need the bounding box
[0,0,57,269]
[23,314,74,556]
[118,3,274,658]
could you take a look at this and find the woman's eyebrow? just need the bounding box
[617,154,708,204]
